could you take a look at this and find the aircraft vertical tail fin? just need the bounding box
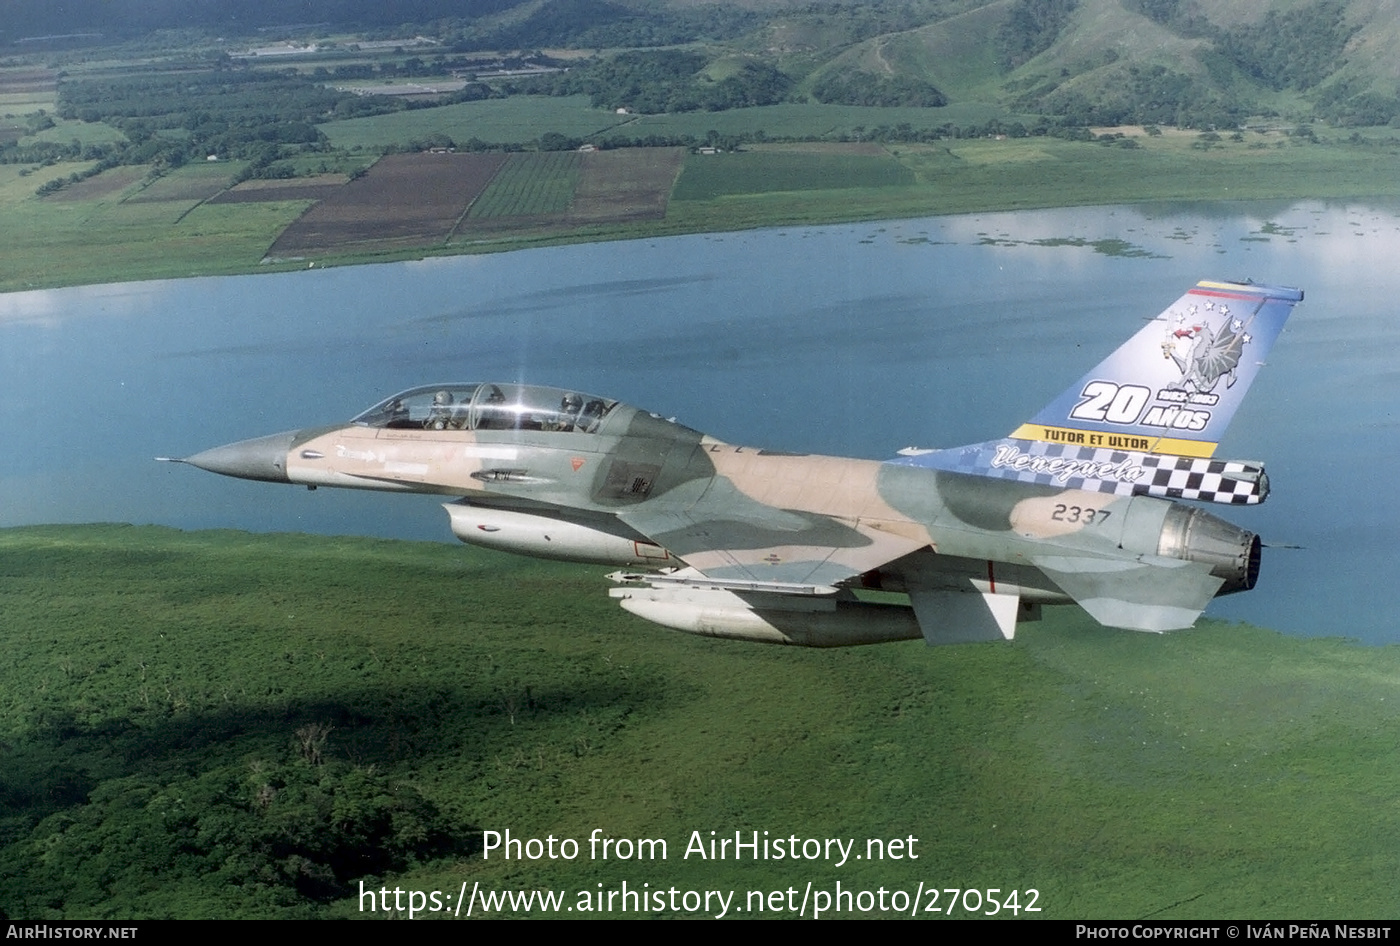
[1010,279,1303,458]
[890,280,1303,506]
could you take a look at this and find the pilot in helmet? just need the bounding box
[547,393,584,432]
[427,390,454,429]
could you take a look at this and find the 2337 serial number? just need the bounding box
[1050,504,1110,525]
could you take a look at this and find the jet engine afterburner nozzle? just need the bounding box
[1157,504,1261,595]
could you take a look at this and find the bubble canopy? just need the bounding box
[350,383,619,434]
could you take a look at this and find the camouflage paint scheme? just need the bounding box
[174,280,1302,647]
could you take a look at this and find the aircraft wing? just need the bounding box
[615,475,927,588]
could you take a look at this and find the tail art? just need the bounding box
[895,280,1303,505]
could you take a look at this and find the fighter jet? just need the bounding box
[167,279,1301,647]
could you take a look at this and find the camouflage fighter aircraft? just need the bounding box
[167,279,1302,647]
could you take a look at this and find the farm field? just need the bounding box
[450,147,685,240]
[5,131,1400,291]
[0,68,57,94]
[1,524,1397,918]
[0,159,312,292]
[319,96,1025,155]
[321,95,628,151]
[566,146,685,225]
[43,165,147,202]
[0,68,57,111]
[208,174,351,204]
[121,162,231,205]
[466,151,582,220]
[615,100,1018,142]
[24,116,127,148]
[672,144,915,201]
[266,151,508,258]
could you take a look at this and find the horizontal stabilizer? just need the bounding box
[1031,554,1224,632]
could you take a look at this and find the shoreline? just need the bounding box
[7,134,1400,294]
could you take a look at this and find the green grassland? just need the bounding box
[320,96,1025,153]
[664,131,1400,233]
[0,161,316,291]
[21,116,128,148]
[1,524,1397,919]
[612,100,1019,141]
[0,92,57,112]
[322,95,630,150]
[803,3,1009,104]
[672,147,916,200]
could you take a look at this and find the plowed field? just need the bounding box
[267,152,509,258]
[208,174,350,204]
[265,148,684,257]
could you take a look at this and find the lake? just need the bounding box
[3,199,1396,641]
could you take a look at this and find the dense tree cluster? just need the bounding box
[1122,0,1211,37]
[1314,79,1400,127]
[1217,0,1356,92]
[452,0,759,51]
[524,50,793,113]
[996,0,1079,70]
[32,64,498,180]
[811,72,947,108]
[0,749,463,914]
[57,68,339,166]
[1039,65,1245,129]
[0,0,524,39]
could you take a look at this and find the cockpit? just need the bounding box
[351,383,619,434]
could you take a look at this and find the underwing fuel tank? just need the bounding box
[444,502,674,567]
[609,584,924,647]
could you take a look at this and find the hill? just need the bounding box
[4,0,1398,126]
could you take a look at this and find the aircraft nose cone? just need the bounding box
[183,430,299,483]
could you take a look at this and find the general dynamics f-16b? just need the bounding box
[166,279,1302,647]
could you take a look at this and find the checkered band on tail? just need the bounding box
[1131,453,1266,505]
[904,438,1267,506]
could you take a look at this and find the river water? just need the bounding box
[3,200,1396,641]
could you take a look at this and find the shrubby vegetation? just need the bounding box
[0,0,525,38]
[451,0,760,51]
[4,0,1399,210]
[1038,65,1246,129]
[996,0,1079,70]
[1314,80,1400,127]
[811,72,947,108]
[1217,0,1356,92]
[1122,0,1211,37]
[522,50,793,113]
[14,62,499,190]
[3,525,1399,919]
[5,754,461,915]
